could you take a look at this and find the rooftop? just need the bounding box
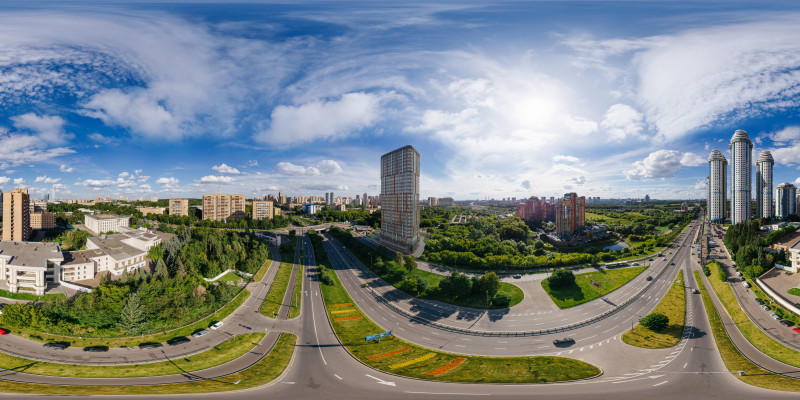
[86,214,130,221]
[63,249,107,266]
[0,241,64,267]
[87,235,144,261]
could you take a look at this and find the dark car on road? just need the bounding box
[167,337,191,346]
[646,276,653,281]
[779,320,793,327]
[139,342,163,349]
[84,346,109,352]
[553,337,574,345]
[44,342,69,350]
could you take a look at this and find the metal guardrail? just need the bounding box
[351,225,698,337]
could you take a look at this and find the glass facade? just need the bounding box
[380,145,420,253]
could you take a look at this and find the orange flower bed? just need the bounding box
[333,315,363,321]
[366,346,412,360]
[425,357,466,376]
[328,303,353,307]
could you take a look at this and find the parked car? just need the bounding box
[793,327,800,334]
[671,262,675,265]
[44,342,68,350]
[210,321,223,330]
[755,298,764,305]
[139,342,163,349]
[167,337,191,346]
[191,329,209,338]
[553,337,575,345]
[770,313,781,320]
[0,328,9,335]
[694,289,700,294]
[513,275,522,279]
[84,346,109,352]
[761,305,770,311]
[743,281,751,288]
[779,320,793,327]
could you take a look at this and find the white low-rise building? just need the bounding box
[84,214,130,234]
[787,241,800,274]
[61,229,161,281]
[0,241,64,296]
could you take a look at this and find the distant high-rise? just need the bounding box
[730,130,753,224]
[555,192,586,237]
[202,189,245,221]
[252,201,274,220]
[2,189,31,241]
[708,150,727,222]
[776,183,797,218]
[756,151,774,220]
[380,145,420,254]
[169,199,189,216]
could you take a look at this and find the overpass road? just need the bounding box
[1,228,799,399]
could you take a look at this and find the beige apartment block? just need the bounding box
[252,200,274,220]
[203,189,245,221]
[169,198,189,216]
[2,189,31,241]
[137,207,165,216]
[30,212,56,230]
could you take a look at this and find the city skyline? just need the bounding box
[4,2,800,201]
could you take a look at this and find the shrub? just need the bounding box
[491,293,512,308]
[702,264,711,276]
[640,313,669,331]
[548,269,576,288]
[716,263,727,281]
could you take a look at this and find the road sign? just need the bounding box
[365,330,392,342]
[591,280,600,288]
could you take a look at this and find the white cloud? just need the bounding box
[88,133,116,145]
[600,104,645,141]
[60,164,73,173]
[0,177,10,185]
[316,160,343,175]
[11,113,70,144]
[79,179,116,188]
[118,171,130,179]
[247,160,258,167]
[552,155,580,163]
[256,92,383,146]
[275,162,321,176]
[13,178,24,185]
[212,163,241,174]
[34,176,60,184]
[768,126,800,145]
[140,184,151,191]
[624,150,705,180]
[199,175,234,184]
[156,177,179,185]
[567,176,586,185]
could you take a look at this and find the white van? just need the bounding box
[742,281,750,288]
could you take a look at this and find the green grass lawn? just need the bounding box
[789,288,800,297]
[654,226,670,234]
[0,333,265,378]
[216,271,243,282]
[542,266,648,308]
[252,259,272,282]
[288,263,303,319]
[0,289,66,302]
[319,258,600,383]
[260,262,293,317]
[704,262,800,367]
[695,271,800,392]
[622,270,685,348]
[11,289,250,348]
[410,269,524,309]
[0,333,296,395]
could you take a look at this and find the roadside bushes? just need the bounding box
[491,293,512,308]
[640,313,669,331]
[702,264,711,276]
[547,269,576,288]
[717,263,727,281]
[318,265,336,287]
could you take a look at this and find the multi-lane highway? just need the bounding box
[2,222,800,399]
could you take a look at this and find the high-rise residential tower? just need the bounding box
[169,198,189,216]
[202,189,245,221]
[730,130,753,224]
[707,150,727,222]
[380,145,420,254]
[756,151,774,220]
[776,183,797,218]
[2,189,31,241]
[555,192,586,237]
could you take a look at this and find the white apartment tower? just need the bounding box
[707,150,727,222]
[730,130,753,224]
[380,145,420,254]
[755,151,774,220]
[776,183,797,218]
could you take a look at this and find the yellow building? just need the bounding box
[30,212,56,230]
[2,188,31,241]
[203,189,245,221]
[169,198,189,216]
[136,207,165,216]
[252,201,274,220]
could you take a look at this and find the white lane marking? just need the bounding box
[683,363,688,369]
[654,381,668,387]
[279,382,295,384]
[365,374,396,386]
[405,392,490,396]
[334,374,342,380]
[310,277,327,366]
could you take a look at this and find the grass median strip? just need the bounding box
[694,271,800,392]
[288,264,303,319]
[0,333,297,395]
[704,262,800,368]
[333,316,363,322]
[426,357,466,376]
[0,333,265,378]
[622,270,686,349]
[260,262,294,317]
[542,266,648,308]
[314,237,601,383]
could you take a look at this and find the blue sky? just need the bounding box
[3,1,800,201]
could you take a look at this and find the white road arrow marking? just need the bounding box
[366,374,396,386]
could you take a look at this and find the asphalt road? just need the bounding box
[3,225,800,399]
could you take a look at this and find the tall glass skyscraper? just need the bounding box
[707,150,727,222]
[756,150,774,220]
[776,183,797,218]
[380,145,420,254]
[730,130,753,224]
